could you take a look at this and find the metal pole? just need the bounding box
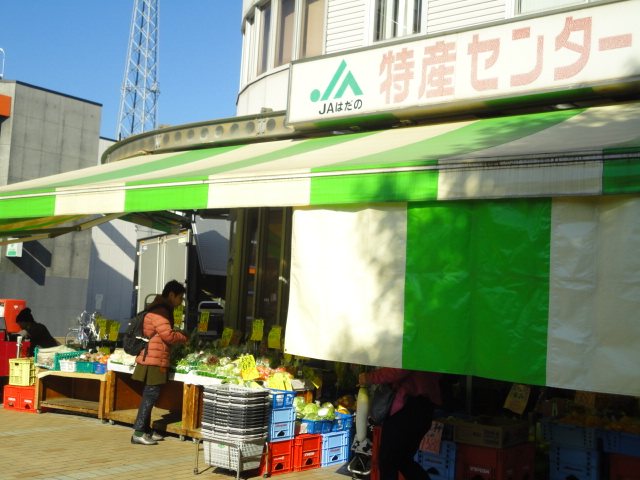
[0,48,5,80]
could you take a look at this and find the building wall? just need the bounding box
[237,0,511,115]
[2,82,101,183]
[425,0,506,33]
[0,81,102,337]
[325,0,368,54]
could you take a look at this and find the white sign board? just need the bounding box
[288,1,639,125]
[5,241,22,258]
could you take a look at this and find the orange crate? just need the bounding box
[609,453,640,480]
[260,439,293,476]
[455,442,535,480]
[3,385,37,413]
[293,434,322,471]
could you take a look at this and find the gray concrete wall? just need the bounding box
[0,82,102,338]
[0,81,17,186]
[86,219,137,325]
[6,82,100,182]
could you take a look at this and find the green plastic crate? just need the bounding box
[75,361,95,374]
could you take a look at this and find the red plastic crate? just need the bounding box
[2,385,37,413]
[455,442,535,480]
[293,434,322,471]
[260,439,293,476]
[610,453,640,480]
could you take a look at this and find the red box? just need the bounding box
[0,299,27,333]
[293,434,322,471]
[260,439,293,476]
[455,442,535,480]
[610,453,640,480]
[370,426,406,480]
[3,385,37,413]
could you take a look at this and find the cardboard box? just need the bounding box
[444,416,529,448]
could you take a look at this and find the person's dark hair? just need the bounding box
[162,280,186,298]
[16,308,35,324]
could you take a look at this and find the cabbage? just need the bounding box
[293,396,306,411]
[302,403,319,416]
[318,406,336,420]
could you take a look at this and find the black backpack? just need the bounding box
[122,310,155,358]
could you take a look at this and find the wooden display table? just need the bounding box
[103,363,222,439]
[35,369,110,419]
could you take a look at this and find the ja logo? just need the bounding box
[310,60,363,102]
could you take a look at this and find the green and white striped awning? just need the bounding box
[0,102,639,224]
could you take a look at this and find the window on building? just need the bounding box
[518,0,587,14]
[301,0,325,58]
[374,0,423,42]
[276,0,296,66]
[257,1,272,75]
[228,208,292,337]
[241,15,256,85]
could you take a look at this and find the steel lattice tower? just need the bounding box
[116,0,160,140]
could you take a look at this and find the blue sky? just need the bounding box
[0,1,243,140]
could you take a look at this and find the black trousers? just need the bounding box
[133,384,162,434]
[379,395,433,480]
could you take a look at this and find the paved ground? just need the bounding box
[0,406,352,480]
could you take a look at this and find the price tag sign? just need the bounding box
[173,304,184,329]
[504,383,531,415]
[419,421,444,454]
[574,390,597,409]
[250,318,264,341]
[268,326,282,349]
[220,327,234,347]
[268,372,292,390]
[198,311,210,332]
[239,354,260,380]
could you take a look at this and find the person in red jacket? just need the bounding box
[131,280,188,445]
[359,367,442,480]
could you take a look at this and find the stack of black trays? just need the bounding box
[200,384,271,477]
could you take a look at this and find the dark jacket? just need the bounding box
[23,322,59,356]
[135,295,187,368]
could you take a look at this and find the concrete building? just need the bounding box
[0,81,137,337]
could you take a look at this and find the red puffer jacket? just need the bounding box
[135,297,187,368]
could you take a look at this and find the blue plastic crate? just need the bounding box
[269,389,295,409]
[542,421,601,449]
[550,460,600,480]
[301,418,333,434]
[322,430,350,450]
[271,407,295,424]
[269,420,295,442]
[331,412,354,432]
[602,430,640,458]
[321,431,350,467]
[415,440,456,479]
[550,445,600,470]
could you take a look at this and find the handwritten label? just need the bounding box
[250,318,264,341]
[198,311,210,332]
[239,354,260,381]
[574,391,597,409]
[419,421,444,454]
[504,383,531,415]
[173,304,184,329]
[219,327,234,347]
[268,372,293,391]
[268,326,282,349]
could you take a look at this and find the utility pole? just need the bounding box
[116,0,160,141]
[0,48,5,80]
